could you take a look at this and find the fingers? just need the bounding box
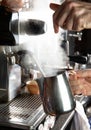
[69,69,91,79]
[50,3,61,33]
[69,77,87,95]
[69,69,91,96]
[50,1,75,32]
[50,1,91,31]
[50,2,71,33]
[50,3,60,11]
[76,69,91,78]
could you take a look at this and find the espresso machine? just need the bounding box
[67,29,91,69]
[0,0,77,130]
[0,3,48,130]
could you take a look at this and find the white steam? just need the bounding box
[17,0,68,76]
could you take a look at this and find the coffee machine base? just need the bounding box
[0,93,46,130]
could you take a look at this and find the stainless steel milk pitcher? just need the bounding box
[37,71,76,116]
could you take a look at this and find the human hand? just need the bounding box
[50,1,91,32]
[1,0,24,12]
[69,69,91,96]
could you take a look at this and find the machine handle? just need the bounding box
[68,55,87,64]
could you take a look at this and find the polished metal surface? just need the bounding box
[51,110,75,130]
[0,51,21,103]
[37,71,76,116]
[0,93,46,130]
[11,19,47,35]
[9,12,47,45]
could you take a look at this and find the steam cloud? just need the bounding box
[15,0,68,76]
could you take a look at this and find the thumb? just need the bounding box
[49,3,60,11]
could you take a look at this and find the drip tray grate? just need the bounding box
[0,93,46,130]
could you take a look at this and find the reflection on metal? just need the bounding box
[0,93,46,129]
[11,19,47,35]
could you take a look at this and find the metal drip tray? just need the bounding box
[0,93,46,130]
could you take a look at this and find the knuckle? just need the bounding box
[76,17,82,25]
[66,1,76,9]
[72,8,78,16]
[73,17,83,30]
